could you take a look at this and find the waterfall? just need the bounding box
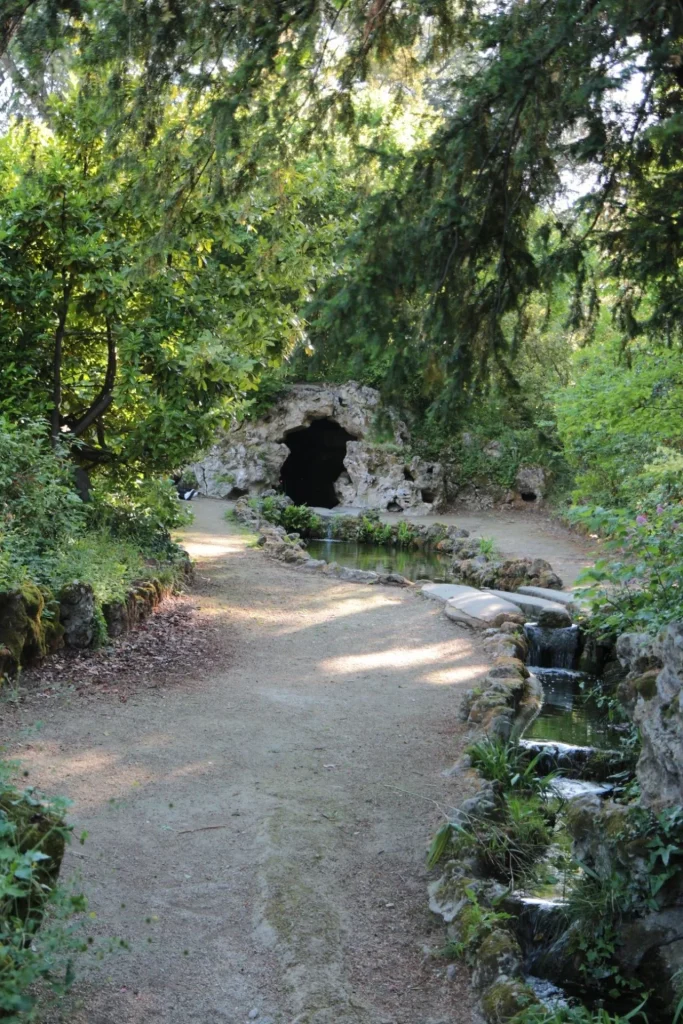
[524,624,580,670]
[325,517,334,540]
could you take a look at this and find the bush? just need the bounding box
[258,498,324,537]
[89,477,191,556]
[428,795,552,882]
[0,765,86,1021]
[0,419,85,571]
[570,503,683,635]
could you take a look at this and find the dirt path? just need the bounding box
[3,499,498,1024]
[380,508,597,588]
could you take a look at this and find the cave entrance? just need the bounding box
[280,418,354,508]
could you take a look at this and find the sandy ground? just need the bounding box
[0,499,595,1024]
[1,500,492,1024]
[378,508,597,588]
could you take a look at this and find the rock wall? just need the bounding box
[628,624,683,810]
[190,382,445,513]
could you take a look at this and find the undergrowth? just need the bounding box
[0,763,86,1021]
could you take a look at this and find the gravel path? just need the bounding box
[2,499,500,1024]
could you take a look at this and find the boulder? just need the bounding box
[445,592,524,629]
[0,584,62,676]
[616,632,661,677]
[481,978,538,1022]
[472,930,523,992]
[515,465,546,501]
[454,557,562,592]
[58,582,96,648]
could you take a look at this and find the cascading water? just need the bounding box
[524,623,580,670]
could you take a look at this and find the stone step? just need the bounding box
[421,583,480,604]
[517,585,577,607]
[484,589,572,627]
[445,592,524,629]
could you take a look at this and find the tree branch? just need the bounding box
[50,272,71,447]
[70,317,117,437]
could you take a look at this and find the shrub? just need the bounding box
[570,503,683,635]
[510,1002,648,1023]
[0,419,85,571]
[279,504,323,536]
[89,477,191,557]
[428,796,552,883]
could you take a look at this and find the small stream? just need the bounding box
[522,668,619,749]
[522,625,619,750]
[305,539,452,581]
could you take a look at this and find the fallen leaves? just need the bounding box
[17,594,229,704]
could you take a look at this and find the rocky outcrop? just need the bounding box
[452,555,562,592]
[635,622,683,811]
[190,382,445,512]
[335,444,443,512]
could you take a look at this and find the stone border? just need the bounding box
[0,558,193,681]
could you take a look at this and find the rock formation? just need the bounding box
[190,382,445,512]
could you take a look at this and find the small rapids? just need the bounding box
[524,623,581,669]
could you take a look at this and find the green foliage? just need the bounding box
[428,797,552,884]
[0,418,187,618]
[279,505,324,537]
[0,418,85,561]
[566,805,683,998]
[467,739,556,797]
[556,342,683,508]
[0,766,86,1021]
[570,504,683,636]
[441,888,513,961]
[510,1002,648,1024]
[258,499,324,539]
[88,478,191,558]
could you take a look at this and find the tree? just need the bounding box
[0,91,343,474]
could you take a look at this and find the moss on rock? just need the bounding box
[473,929,523,992]
[481,978,538,1022]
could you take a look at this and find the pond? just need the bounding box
[523,668,621,750]
[304,539,451,582]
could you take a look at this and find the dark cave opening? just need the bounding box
[280,418,354,508]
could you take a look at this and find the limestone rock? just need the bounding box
[422,583,481,605]
[190,382,445,511]
[635,622,683,810]
[472,930,523,992]
[335,442,443,514]
[454,557,562,592]
[515,465,546,501]
[485,589,571,626]
[481,978,538,1022]
[517,585,577,608]
[616,632,661,677]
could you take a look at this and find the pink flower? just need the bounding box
[636,514,648,526]
[657,504,665,514]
